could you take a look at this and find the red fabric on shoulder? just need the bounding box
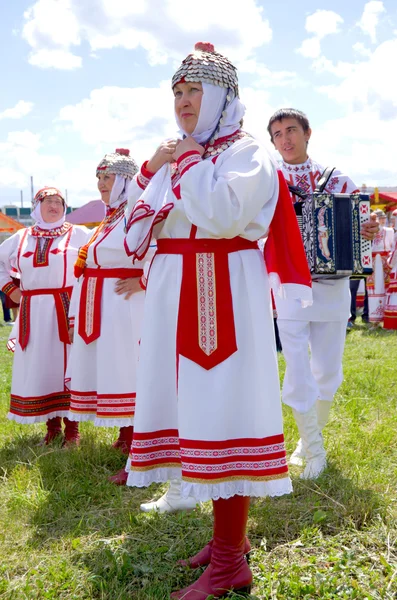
[265,170,312,290]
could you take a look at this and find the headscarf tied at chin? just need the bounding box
[31,186,66,230]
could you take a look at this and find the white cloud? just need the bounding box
[297,38,322,59]
[23,0,81,49]
[22,0,273,69]
[0,131,65,190]
[237,60,301,89]
[297,10,343,59]
[352,42,372,57]
[0,101,34,120]
[58,82,175,151]
[357,1,385,44]
[310,37,397,187]
[28,49,82,69]
[318,39,397,114]
[305,9,344,39]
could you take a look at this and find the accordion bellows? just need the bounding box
[294,193,373,278]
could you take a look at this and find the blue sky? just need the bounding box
[1,0,396,207]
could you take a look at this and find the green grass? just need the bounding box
[0,319,396,599]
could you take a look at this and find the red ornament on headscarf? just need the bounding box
[115,148,130,156]
[194,42,215,52]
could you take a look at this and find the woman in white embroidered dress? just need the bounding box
[0,187,89,445]
[124,43,312,599]
[367,209,395,327]
[66,149,147,485]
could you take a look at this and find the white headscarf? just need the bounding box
[31,201,66,230]
[175,82,246,144]
[126,83,245,259]
[107,174,129,210]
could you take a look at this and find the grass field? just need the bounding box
[0,319,396,599]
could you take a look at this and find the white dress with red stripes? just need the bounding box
[66,203,147,427]
[125,133,294,501]
[0,223,89,423]
[367,227,395,324]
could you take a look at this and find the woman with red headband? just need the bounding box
[66,149,146,484]
[0,187,89,445]
[124,43,312,598]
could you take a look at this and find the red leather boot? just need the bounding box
[171,495,252,599]
[109,427,133,485]
[178,536,251,569]
[62,418,80,447]
[112,426,133,454]
[38,417,62,445]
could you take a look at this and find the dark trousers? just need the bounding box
[0,291,11,322]
[274,318,282,352]
[349,278,369,322]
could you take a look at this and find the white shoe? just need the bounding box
[140,479,198,514]
[289,438,305,466]
[293,405,327,480]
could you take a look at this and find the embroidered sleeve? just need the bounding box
[0,232,20,293]
[177,151,202,176]
[2,281,18,297]
[179,138,278,239]
[136,161,155,190]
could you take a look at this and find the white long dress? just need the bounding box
[66,201,147,427]
[384,240,397,329]
[125,132,294,502]
[0,223,89,423]
[367,226,395,323]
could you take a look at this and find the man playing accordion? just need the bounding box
[268,108,378,480]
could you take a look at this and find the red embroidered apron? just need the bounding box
[19,287,73,350]
[78,267,143,344]
[156,237,258,370]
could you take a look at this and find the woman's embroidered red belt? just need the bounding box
[78,267,143,345]
[156,237,258,370]
[19,286,73,350]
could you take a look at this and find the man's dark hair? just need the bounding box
[267,108,310,141]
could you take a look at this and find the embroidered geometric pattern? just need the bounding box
[132,430,181,469]
[2,281,18,297]
[85,277,98,338]
[197,252,217,356]
[10,391,70,417]
[131,430,289,482]
[178,151,202,176]
[69,390,136,418]
[34,238,53,267]
[31,222,73,238]
[137,171,151,190]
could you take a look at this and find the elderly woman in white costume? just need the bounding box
[66,149,146,485]
[124,42,312,599]
[0,187,89,445]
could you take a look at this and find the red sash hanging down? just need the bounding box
[156,237,258,371]
[19,287,73,350]
[78,267,143,345]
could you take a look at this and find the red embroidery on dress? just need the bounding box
[31,222,73,238]
[197,253,217,356]
[33,238,53,267]
[130,430,289,481]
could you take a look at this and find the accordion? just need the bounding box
[293,192,373,278]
